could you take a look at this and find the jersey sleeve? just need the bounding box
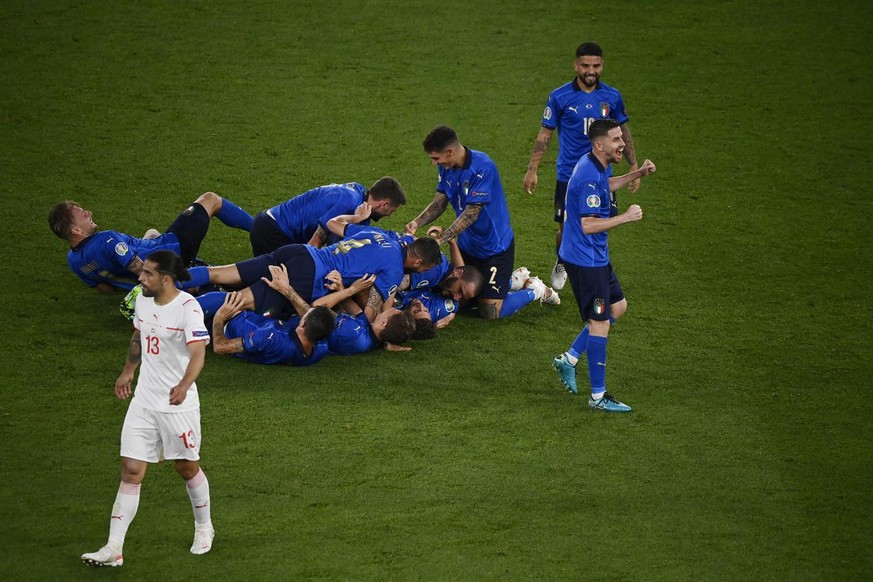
[317,191,358,232]
[613,90,629,125]
[182,298,210,345]
[99,231,138,271]
[542,92,559,130]
[570,178,603,218]
[466,165,495,205]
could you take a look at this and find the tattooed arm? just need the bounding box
[619,123,641,193]
[523,127,555,194]
[211,292,246,356]
[405,193,449,234]
[114,329,141,400]
[437,204,482,245]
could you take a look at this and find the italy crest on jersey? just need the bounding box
[599,102,610,117]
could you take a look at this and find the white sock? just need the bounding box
[186,469,212,527]
[108,481,141,547]
[565,353,578,366]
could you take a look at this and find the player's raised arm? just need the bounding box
[609,159,655,193]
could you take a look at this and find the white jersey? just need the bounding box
[132,290,210,413]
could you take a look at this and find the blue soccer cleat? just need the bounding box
[588,392,632,413]
[552,354,578,394]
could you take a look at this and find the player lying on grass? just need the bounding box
[49,192,253,292]
[185,223,441,321]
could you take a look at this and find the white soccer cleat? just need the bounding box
[81,543,123,567]
[525,276,546,300]
[190,524,215,555]
[550,260,567,290]
[509,266,531,291]
[526,276,560,305]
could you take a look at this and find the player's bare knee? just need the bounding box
[120,458,147,484]
[174,460,201,481]
[612,298,628,320]
[195,191,222,216]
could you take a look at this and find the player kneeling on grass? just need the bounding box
[82,250,215,568]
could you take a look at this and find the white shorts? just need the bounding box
[120,400,202,463]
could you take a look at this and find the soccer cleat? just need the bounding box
[588,392,632,413]
[552,354,578,395]
[550,260,567,290]
[119,284,143,321]
[81,544,123,567]
[526,276,560,305]
[190,524,215,555]
[509,266,531,291]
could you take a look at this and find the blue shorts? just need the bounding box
[166,203,210,264]
[553,181,568,223]
[249,211,294,257]
[236,244,316,319]
[565,262,624,322]
[461,238,514,301]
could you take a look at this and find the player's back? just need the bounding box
[312,225,405,299]
[268,182,366,243]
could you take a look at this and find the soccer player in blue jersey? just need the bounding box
[523,42,640,291]
[209,290,335,366]
[186,224,441,321]
[551,119,655,413]
[249,177,406,256]
[49,192,253,292]
[405,125,558,320]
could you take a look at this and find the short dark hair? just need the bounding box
[381,310,416,344]
[145,250,191,282]
[459,265,485,296]
[411,315,437,340]
[48,201,81,241]
[588,118,620,142]
[368,176,407,206]
[576,42,603,58]
[422,125,459,153]
[302,306,336,341]
[409,237,442,269]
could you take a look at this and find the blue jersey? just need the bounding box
[67,230,182,290]
[307,224,405,301]
[396,289,458,324]
[541,80,629,181]
[267,182,369,243]
[407,252,451,290]
[225,311,328,366]
[436,148,513,259]
[327,312,378,355]
[559,153,613,267]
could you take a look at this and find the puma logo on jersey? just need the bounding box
[568,106,579,114]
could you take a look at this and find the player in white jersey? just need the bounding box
[82,251,214,568]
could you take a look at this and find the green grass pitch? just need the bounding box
[1,1,872,579]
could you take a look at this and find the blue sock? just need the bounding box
[498,289,535,318]
[196,291,228,317]
[180,266,211,290]
[570,325,590,356]
[216,198,254,231]
[586,335,608,397]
